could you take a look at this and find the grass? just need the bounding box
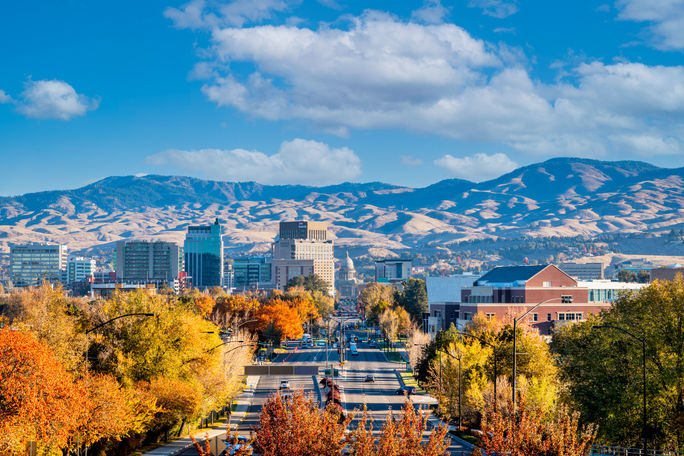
[449,429,480,446]
[400,372,427,393]
[385,351,405,362]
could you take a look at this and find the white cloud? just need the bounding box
[0,90,11,104]
[467,0,518,18]
[412,0,449,24]
[434,153,518,182]
[165,0,291,28]
[16,80,98,120]
[178,10,684,160]
[146,138,361,185]
[616,0,684,50]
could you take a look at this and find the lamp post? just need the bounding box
[512,296,566,417]
[593,324,647,449]
[83,312,156,456]
[437,347,462,430]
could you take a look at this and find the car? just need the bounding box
[317,341,325,347]
[279,380,290,390]
[219,436,253,456]
[395,386,417,396]
[333,343,338,348]
[369,341,377,347]
[364,375,375,382]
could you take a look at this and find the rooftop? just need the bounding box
[475,264,548,287]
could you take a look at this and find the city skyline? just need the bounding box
[2,1,684,196]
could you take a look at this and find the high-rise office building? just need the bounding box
[10,243,68,287]
[115,240,182,285]
[272,221,335,295]
[67,255,96,285]
[233,256,272,290]
[184,219,223,289]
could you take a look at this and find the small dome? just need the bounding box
[344,251,355,271]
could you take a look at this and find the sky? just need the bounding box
[1,0,684,195]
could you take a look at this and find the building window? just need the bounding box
[434,310,441,318]
[561,295,573,303]
[547,313,552,321]
[486,313,495,320]
[532,313,538,322]
[558,313,565,321]
[543,281,552,287]
[464,312,472,321]
[576,313,583,320]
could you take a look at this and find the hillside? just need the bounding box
[2,157,684,255]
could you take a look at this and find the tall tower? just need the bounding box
[271,221,335,295]
[184,219,223,289]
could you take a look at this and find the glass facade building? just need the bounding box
[232,256,272,290]
[184,219,223,289]
[9,243,68,287]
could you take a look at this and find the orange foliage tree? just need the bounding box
[0,328,85,455]
[348,402,450,456]
[193,294,216,318]
[255,391,350,456]
[475,396,597,456]
[257,298,303,341]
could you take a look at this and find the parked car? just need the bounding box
[395,386,417,396]
[364,375,375,383]
[219,436,253,455]
[280,379,290,390]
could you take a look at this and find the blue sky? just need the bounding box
[1,0,684,195]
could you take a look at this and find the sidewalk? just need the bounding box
[143,376,260,456]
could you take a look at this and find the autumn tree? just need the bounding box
[255,391,350,456]
[0,329,85,455]
[551,276,684,450]
[360,282,397,325]
[4,281,88,372]
[348,402,450,456]
[257,298,304,341]
[193,293,216,317]
[475,396,596,456]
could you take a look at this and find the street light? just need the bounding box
[85,312,156,334]
[82,312,156,456]
[593,324,647,449]
[512,296,567,416]
[437,347,462,430]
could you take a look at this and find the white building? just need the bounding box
[578,279,647,303]
[425,273,480,338]
[375,259,412,283]
[67,256,96,285]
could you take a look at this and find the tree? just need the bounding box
[286,274,330,295]
[551,276,684,450]
[379,307,400,346]
[475,396,596,456]
[397,278,428,321]
[257,298,303,341]
[193,294,216,317]
[359,282,396,325]
[348,402,450,456]
[0,329,85,455]
[617,269,637,282]
[255,391,350,456]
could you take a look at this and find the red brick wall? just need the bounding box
[524,288,588,303]
[526,265,577,287]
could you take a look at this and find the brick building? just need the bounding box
[459,264,613,335]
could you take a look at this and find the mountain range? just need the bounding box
[2,157,684,257]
